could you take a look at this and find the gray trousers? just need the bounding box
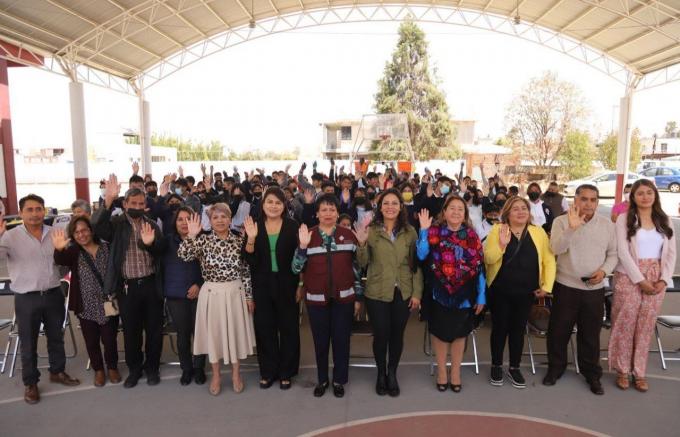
[14,287,66,386]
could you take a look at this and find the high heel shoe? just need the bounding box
[209,378,222,396]
[450,383,462,393]
[436,379,448,392]
[233,377,245,393]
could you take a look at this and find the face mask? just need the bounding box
[472,197,481,206]
[169,203,181,211]
[528,192,540,201]
[253,192,262,198]
[233,194,243,202]
[147,190,158,198]
[100,188,106,197]
[402,192,413,203]
[127,208,144,219]
[175,188,183,196]
[367,192,376,200]
[440,185,450,195]
[486,217,497,225]
[496,200,506,208]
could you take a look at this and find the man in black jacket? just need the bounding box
[95,174,165,388]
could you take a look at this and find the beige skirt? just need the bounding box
[193,280,256,364]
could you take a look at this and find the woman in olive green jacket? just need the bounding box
[356,188,423,397]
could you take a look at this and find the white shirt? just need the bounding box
[475,220,493,242]
[530,201,547,226]
[469,204,482,229]
[636,228,664,259]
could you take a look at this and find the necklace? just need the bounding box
[511,226,525,238]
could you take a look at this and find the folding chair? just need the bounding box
[525,324,579,375]
[424,322,479,376]
[654,315,680,370]
[2,280,78,377]
[348,302,375,368]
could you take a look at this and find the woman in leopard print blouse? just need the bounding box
[178,202,256,396]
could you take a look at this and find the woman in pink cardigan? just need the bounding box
[609,179,676,392]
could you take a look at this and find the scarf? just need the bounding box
[428,224,483,296]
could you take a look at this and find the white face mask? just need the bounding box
[100,188,106,197]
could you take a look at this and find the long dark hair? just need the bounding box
[260,187,287,220]
[436,195,471,228]
[371,188,409,233]
[626,179,673,241]
[172,206,195,236]
[67,216,100,246]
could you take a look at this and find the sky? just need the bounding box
[6,21,680,155]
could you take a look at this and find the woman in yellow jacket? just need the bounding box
[484,196,555,389]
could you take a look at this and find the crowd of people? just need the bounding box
[0,159,675,405]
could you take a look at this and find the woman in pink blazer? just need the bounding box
[609,179,676,392]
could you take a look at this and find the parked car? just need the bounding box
[636,159,680,173]
[563,171,650,197]
[640,166,680,192]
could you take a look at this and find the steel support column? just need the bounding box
[69,81,90,203]
[139,93,151,179]
[0,58,18,214]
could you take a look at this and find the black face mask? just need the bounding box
[169,203,181,211]
[127,208,144,219]
[496,200,506,208]
[486,217,497,225]
[472,197,482,206]
[147,190,158,198]
[367,192,376,200]
[543,191,556,198]
[253,192,262,199]
[233,194,243,202]
[528,192,540,201]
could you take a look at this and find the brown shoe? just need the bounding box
[94,370,106,387]
[24,384,40,405]
[49,372,81,387]
[108,368,122,384]
[633,377,648,392]
[616,373,630,390]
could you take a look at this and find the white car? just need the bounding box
[563,171,651,197]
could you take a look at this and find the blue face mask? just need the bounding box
[440,185,450,195]
[175,188,183,196]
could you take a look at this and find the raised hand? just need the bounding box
[140,221,156,246]
[352,219,369,246]
[339,165,345,174]
[418,208,432,230]
[243,216,258,240]
[170,173,178,182]
[104,174,121,208]
[159,174,171,196]
[132,161,139,175]
[178,165,184,177]
[298,224,312,249]
[233,165,238,174]
[284,163,292,174]
[50,228,71,251]
[426,182,434,198]
[303,188,315,204]
[499,224,511,249]
[567,205,586,230]
[200,163,207,175]
[187,213,202,238]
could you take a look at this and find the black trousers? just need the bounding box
[547,282,604,381]
[365,289,410,375]
[118,276,164,375]
[166,298,206,372]
[489,291,534,367]
[79,316,119,371]
[306,299,353,385]
[253,273,300,380]
[14,287,66,386]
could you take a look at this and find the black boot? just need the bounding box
[387,372,400,397]
[376,370,387,396]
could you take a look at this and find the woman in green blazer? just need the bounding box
[356,188,423,397]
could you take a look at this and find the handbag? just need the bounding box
[528,296,551,334]
[80,249,119,317]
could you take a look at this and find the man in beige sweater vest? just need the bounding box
[544,184,618,395]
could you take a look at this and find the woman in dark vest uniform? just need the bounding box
[292,194,362,398]
[243,187,301,390]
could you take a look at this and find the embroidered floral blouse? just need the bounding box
[178,231,253,299]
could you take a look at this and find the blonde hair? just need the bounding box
[207,202,232,219]
[500,196,533,225]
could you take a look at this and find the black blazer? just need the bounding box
[243,216,300,298]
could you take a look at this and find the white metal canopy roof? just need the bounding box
[1,0,680,93]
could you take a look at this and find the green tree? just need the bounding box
[559,131,593,179]
[664,121,677,138]
[505,71,588,168]
[598,128,642,171]
[374,19,457,161]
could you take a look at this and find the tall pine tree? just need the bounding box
[374,19,457,161]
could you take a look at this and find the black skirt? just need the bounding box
[428,302,474,343]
